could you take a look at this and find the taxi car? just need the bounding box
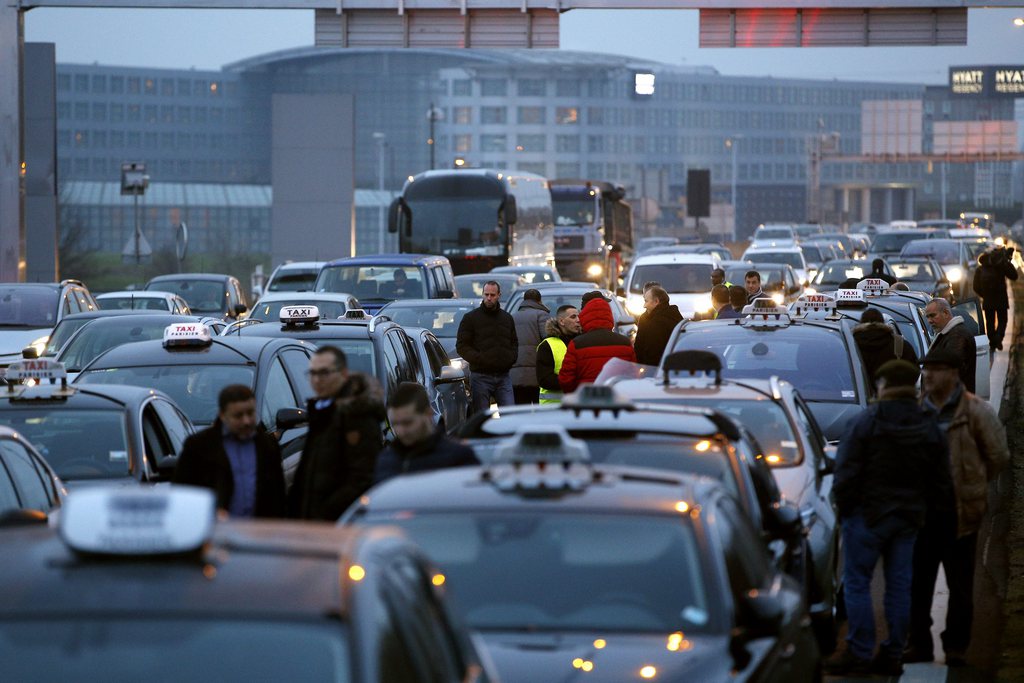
[0,358,193,486]
[0,486,497,683]
[95,290,191,314]
[0,424,65,519]
[73,323,315,464]
[607,351,839,651]
[0,280,96,370]
[345,426,820,682]
[247,291,361,323]
[662,298,871,441]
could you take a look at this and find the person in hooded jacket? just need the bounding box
[972,247,1018,351]
[825,360,953,677]
[289,346,386,521]
[633,285,683,366]
[852,307,918,385]
[509,289,550,404]
[559,292,637,393]
[924,297,976,392]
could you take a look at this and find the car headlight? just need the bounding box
[946,266,963,283]
[771,292,785,306]
[625,295,646,317]
[586,263,604,278]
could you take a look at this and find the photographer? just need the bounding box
[972,246,1018,351]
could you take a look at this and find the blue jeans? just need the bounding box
[470,372,514,413]
[842,513,918,661]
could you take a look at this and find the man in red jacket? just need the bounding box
[559,293,637,393]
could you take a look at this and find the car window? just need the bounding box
[714,496,772,597]
[0,455,22,512]
[281,349,316,402]
[425,336,448,377]
[142,405,177,469]
[63,291,78,315]
[151,399,192,455]
[379,335,402,397]
[0,439,52,511]
[260,359,300,429]
[387,331,419,384]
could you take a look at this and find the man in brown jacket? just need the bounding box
[905,347,1009,667]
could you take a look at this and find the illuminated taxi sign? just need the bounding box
[856,278,889,296]
[279,305,320,325]
[487,426,592,492]
[791,294,836,317]
[344,308,368,319]
[163,322,213,348]
[740,298,791,328]
[834,288,867,306]
[4,358,67,382]
[59,486,215,556]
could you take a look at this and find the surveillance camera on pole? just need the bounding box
[120,162,152,264]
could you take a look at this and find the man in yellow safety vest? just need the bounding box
[536,305,581,404]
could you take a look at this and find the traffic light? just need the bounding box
[687,170,710,218]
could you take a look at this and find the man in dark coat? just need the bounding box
[289,346,386,521]
[373,382,478,484]
[456,280,518,412]
[924,297,977,392]
[867,259,898,286]
[825,360,953,677]
[633,285,683,366]
[744,270,765,304]
[510,289,549,404]
[852,307,918,384]
[174,384,286,518]
[716,286,748,320]
[559,295,636,393]
[972,247,1018,351]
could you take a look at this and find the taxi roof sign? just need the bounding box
[4,358,67,383]
[792,293,837,317]
[280,305,320,325]
[163,322,213,348]
[740,298,792,328]
[343,308,368,320]
[856,278,889,296]
[60,486,215,557]
[487,426,593,492]
[834,288,867,306]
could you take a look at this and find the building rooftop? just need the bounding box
[60,181,396,208]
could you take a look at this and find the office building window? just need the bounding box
[453,106,471,124]
[57,74,71,92]
[144,106,157,124]
[587,108,605,125]
[177,106,191,123]
[90,104,106,122]
[556,107,578,125]
[162,133,175,149]
[587,136,605,153]
[517,134,546,152]
[73,130,87,147]
[211,108,223,123]
[127,105,141,122]
[57,102,70,119]
[452,79,472,96]
[144,78,156,95]
[518,162,547,176]
[109,76,124,94]
[144,132,158,149]
[480,79,507,96]
[162,106,174,123]
[518,79,546,97]
[73,103,87,120]
[179,133,191,148]
[109,104,123,123]
[480,134,507,152]
[194,133,207,149]
[556,135,580,153]
[587,162,604,178]
[127,77,140,94]
[110,131,124,148]
[74,74,88,93]
[127,131,141,148]
[177,79,191,96]
[195,107,207,123]
[57,130,70,147]
[517,106,545,125]
[93,131,107,148]
[556,162,580,178]
[91,75,106,93]
[481,107,506,124]
[556,80,580,97]
[454,134,472,153]
[161,79,175,96]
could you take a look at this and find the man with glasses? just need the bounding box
[289,346,386,521]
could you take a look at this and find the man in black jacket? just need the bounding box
[456,280,518,412]
[373,382,478,484]
[536,304,581,404]
[973,247,1019,351]
[826,360,953,677]
[633,285,683,366]
[925,297,977,392]
[289,346,386,521]
[852,307,918,384]
[173,384,286,518]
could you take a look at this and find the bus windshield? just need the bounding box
[552,198,596,226]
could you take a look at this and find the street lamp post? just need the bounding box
[372,132,386,254]
[426,103,444,171]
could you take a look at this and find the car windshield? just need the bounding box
[871,232,927,252]
[901,242,959,264]
[380,305,474,339]
[268,271,318,292]
[316,265,426,302]
[725,267,784,289]
[455,275,520,298]
[58,320,179,372]
[812,263,867,285]
[641,398,802,466]
[148,280,225,314]
[754,228,793,241]
[251,300,349,322]
[0,620,350,682]
[494,268,555,284]
[362,512,710,633]
[97,297,171,312]
[0,286,58,328]
[670,325,857,402]
[470,432,738,496]
[629,264,712,294]
[43,319,94,356]
[76,365,255,425]
[963,241,990,260]
[891,261,939,282]
[299,339,377,377]
[0,409,129,480]
[801,246,825,262]
[746,252,803,269]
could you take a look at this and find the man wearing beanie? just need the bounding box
[826,359,953,677]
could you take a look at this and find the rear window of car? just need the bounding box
[0,409,129,480]
[629,263,711,294]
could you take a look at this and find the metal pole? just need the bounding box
[133,193,140,265]
[730,140,738,241]
[377,136,385,254]
[429,101,436,171]
[941,162,947,220]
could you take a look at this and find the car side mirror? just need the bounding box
[21,346,40,359]
[769,501,803,541]
[822,443,838,475]
[155,455,178,481]
[438,365,465,382]
[616,286,626,298]
[276,407,308,431]
[233,303,248,316]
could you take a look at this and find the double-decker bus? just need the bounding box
[389,169,554,275]
[549,179,633,288]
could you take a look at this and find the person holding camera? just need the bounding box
[972,247,1018,351]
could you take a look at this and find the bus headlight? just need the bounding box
[946,266,963,283]
[626,295,646,317]
[586,263,604,278]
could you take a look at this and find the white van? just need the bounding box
[620,252,719,319]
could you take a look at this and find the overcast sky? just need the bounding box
[24,7,1024,84]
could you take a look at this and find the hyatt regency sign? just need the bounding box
[950,66,1024,97]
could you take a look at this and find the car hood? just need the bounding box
[480,631,731,683]
[0,328,50,363]
[805,401,863,442]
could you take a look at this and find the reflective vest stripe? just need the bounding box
[537,337,567,404]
